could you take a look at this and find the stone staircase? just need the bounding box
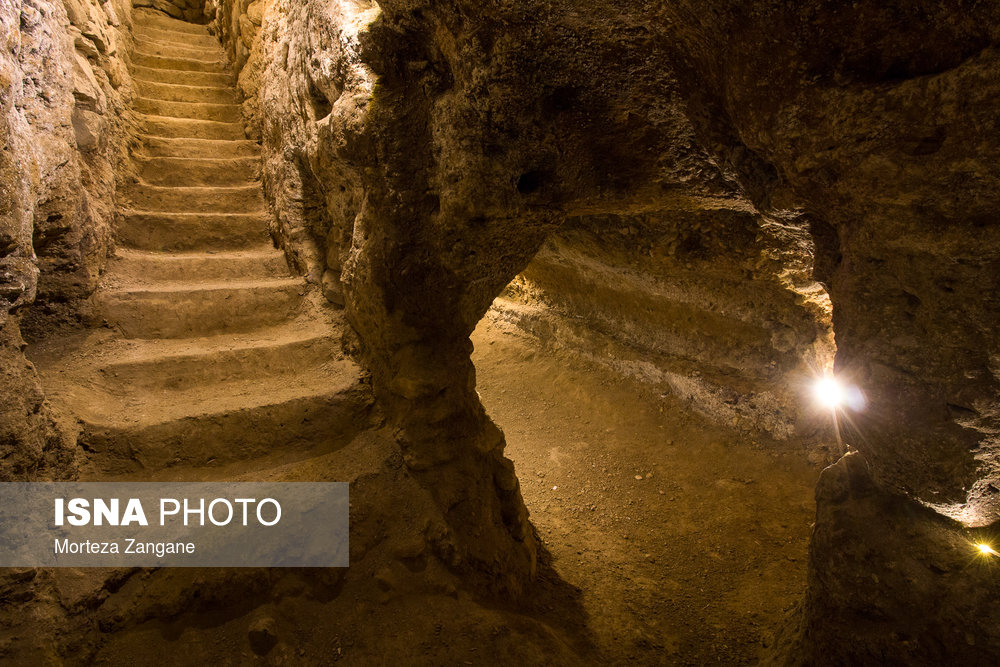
[31,10,370,480]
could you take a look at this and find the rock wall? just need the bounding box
[133,0,207,23]
[653,3,1000,661]
[205,0,999,659]
[661,0,1000,523]
[0,1,138,655]
[210,0,543,593]
[207,0,826,589]
[490,206,833,440]
[1,0,135,481]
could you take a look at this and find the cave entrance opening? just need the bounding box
[469,248,836,662]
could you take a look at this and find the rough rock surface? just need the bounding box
[3,0,998,662]
[132,0,208,24]
[1,0,136,655]
[491,207,833,440]
[208,0,1000,660]
[212,0,543,594]
[655,4,1000,660]
[2,0,135,480]
[795,452,1000,664]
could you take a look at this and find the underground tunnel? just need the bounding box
[1,0,999,664]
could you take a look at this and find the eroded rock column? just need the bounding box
[216,0,574,592]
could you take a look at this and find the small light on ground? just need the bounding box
[976,543,998,557]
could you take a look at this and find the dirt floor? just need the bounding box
[471,318,823,665]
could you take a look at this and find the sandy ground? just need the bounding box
[472,319,822,665]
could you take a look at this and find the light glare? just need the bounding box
[814,377,845,410]
[977,543,998,557]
